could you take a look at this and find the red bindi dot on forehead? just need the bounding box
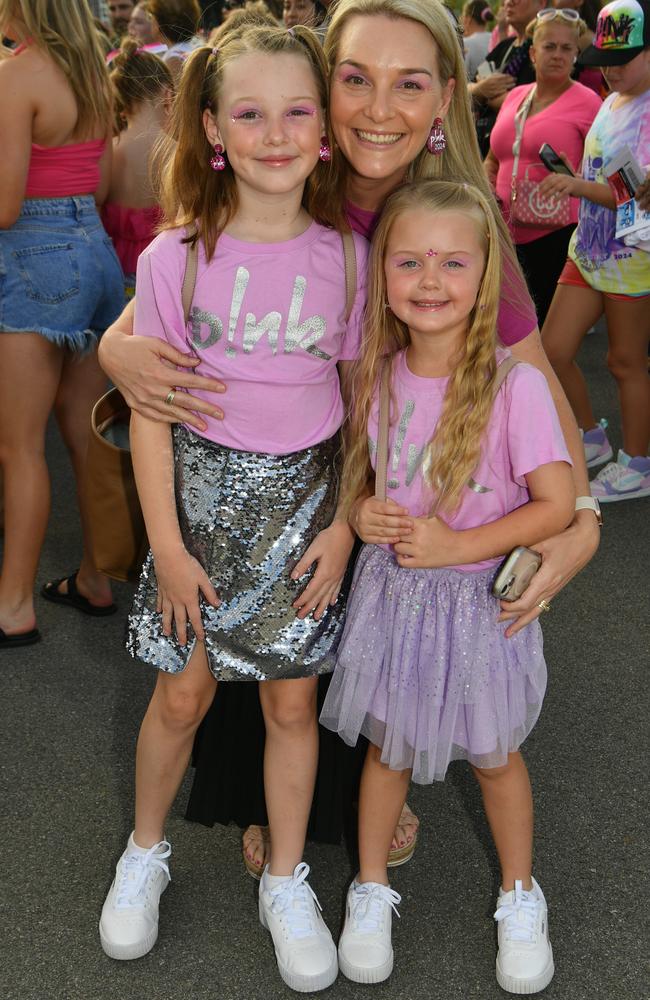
[425,249,438,257]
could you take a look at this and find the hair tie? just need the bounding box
[287,26,296,36]
[212,46,219,55]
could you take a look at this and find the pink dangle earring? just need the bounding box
[210,143,226,171]
[426,117,446,155]
[319,135,331,163]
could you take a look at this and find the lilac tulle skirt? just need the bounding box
[320,546,547,784]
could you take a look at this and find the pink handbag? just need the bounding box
[510,87,571,230]
[510,164,572,228]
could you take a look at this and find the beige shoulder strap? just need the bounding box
[182,235,199,325]
[342,231,357,323]
[492,354,519,394]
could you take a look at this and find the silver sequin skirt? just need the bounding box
[126,426,348,681]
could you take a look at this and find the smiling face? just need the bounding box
[531,23,580,82]
[203,51,325,202]
[385,208,486,347]
[329,15,454,193]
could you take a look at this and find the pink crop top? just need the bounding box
[24,139,105,199]
[12,40,106,199]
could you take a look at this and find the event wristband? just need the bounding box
[575,496,603,526]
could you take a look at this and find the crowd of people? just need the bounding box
[0,0,648,995]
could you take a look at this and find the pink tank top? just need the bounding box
[24,139,106,198]
[12,43,105,199]
[101,202,162,275]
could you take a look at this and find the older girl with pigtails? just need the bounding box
[99,25,368,993]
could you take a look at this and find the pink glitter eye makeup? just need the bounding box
[339,71,368,86]
[397,77,430,91]
[230,109,261,122]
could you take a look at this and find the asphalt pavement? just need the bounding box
[1,323,648,1000]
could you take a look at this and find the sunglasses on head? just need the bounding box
[536,8,580,22]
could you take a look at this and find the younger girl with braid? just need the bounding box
[321,180,574,994]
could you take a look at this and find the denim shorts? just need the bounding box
[0,196,125,351]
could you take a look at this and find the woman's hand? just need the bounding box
[98,325,226,433]
[154,546,220,645]
[291,521,356,621]
[393,516,464,568]
[352,497,413,545]
[470,73,515,102]
[497,512,600,637]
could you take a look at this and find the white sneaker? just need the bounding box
[258,862,338,993]
[338,879,401,984]
[494,878,554,994]
[99,834,171,960]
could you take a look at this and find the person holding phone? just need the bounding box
[484,9,601,326]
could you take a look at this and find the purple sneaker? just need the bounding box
[583,420,613,469]
[591,450,650,503]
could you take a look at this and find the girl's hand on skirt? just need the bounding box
[393,515,460,568]
[352,497,414,545]
[154,548,220,645]
[291,522,355,621]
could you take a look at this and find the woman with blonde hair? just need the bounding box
[0,0,123,648]
[97,0,600,892]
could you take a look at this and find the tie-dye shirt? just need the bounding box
[569,91,650,296]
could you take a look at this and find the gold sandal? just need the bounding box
[241,824,270,880]
[387,803,419,868]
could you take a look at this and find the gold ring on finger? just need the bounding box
[538,599,552,613]
[165,389,176,406]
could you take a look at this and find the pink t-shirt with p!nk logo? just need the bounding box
[135,222,368,455]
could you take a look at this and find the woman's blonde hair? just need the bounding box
[527,13,588,44]
[324,0,530,320]
[340,180,503,518]
[2,0,112,137]
[156,24,346,259]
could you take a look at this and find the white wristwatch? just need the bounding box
[575,495,603,526]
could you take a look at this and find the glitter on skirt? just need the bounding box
[320,545,547,783]
[127,426,348,681]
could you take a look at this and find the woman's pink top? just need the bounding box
[24,138,106,199]
[12,44,105,199]
[344,200,539,345]
[490,82,602,244]
[101,202,162,275]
